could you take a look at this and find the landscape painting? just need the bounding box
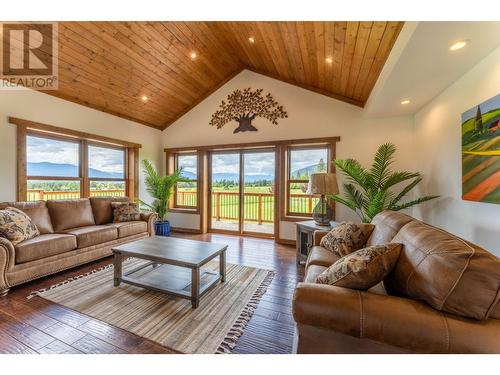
[461,93,500,204]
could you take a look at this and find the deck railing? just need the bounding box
[177,191,319,224]
[27,189,126,201]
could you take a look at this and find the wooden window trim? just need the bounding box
[166,151,201,215]
[13,117,141,202]
[164,136,339,240]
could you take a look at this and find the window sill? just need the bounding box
[169,207,200,215]
[280,215,313,222]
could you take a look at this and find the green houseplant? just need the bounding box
[139,159,186,236]
[330,143,438,223]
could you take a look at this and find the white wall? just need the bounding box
[413,46,500,256]
[162,70,416,240]
[0,87,163,204]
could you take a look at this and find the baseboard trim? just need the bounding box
[276,238,296,246]
[171,227,202,234]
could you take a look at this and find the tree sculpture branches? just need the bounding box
[209,88,288,133]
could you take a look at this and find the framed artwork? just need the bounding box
[461,93,500,204]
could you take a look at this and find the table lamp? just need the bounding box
[306,173,339,226]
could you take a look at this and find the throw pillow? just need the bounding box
[320,222,375,257]
[316,243,403,290]
[0,207,40,245]
[111,202,141,222]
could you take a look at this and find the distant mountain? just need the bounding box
[210,173,274,183]
[27,162,123,179]
[291,163,326,179]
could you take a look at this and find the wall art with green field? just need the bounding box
[461,93,500,204]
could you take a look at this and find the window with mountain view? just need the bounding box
[88,145,126,198]
[27,135,82,200]
[25,133,129,201]
[174,153,198,208]
[287,146,329,216]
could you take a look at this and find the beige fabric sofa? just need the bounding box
[0,197,157,296]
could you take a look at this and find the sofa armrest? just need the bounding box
[0,237,14,291]
[292,282,500,353]
[313,230,329,246]
[140,212,158,236]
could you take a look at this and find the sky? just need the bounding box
[27,136,125,175]
[461,93,500,122]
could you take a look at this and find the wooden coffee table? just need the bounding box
[112,236,227,308]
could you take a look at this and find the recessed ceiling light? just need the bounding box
[449,40,468,51]
[248,37,255,43]
[325,57,333,64]
[190,51,197,60]
[141,95,148,102]
[401,99,411,105]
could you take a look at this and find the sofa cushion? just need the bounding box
[47,199,95,232]
[1,201,54,234]
[15,233,77,264]
[386,220,500,320]
[108,221,148,238]
[317,243,402,290]
[320,222,374,257]
[366,211,414,247]
[0,207,40,245]
[307,246,341,268]
[63,225,117,248]
[111,202,141,222]
[305,265,327,283]
[90,197,129,225]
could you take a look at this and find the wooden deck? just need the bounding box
[0,233,302,354]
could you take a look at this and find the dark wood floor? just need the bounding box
[0,232,303,354]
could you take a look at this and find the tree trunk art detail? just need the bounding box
[209,88,288,133]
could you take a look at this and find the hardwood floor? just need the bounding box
[0,233,303,354]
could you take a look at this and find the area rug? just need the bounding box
[29,259,274,354]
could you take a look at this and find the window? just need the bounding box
[286,146,329,217]
[88,144,126,198]
[27,135,82,200]
[14,116,141,202]
[174,153,198,209]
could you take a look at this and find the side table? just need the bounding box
[296,220,337,265]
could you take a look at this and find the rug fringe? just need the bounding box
[216,270,275,354]
[27,262,116,299]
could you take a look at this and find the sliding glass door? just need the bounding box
[209,149,276,237]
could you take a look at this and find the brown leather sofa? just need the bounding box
[292,211,500,354]
[0,197,157,296]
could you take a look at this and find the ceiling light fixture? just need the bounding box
[248,37,255,43]
[401,99,411,105]
[325,57,333,64]
[449,40,468,51]
[141,95,148,102]
[190,51,197,60]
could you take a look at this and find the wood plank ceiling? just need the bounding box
[45,22,404,130]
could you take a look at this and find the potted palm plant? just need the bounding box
[140,159,186,236]
[330,143,438,223]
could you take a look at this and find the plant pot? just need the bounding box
[154,220,171,237]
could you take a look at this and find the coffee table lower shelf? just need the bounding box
[114,260,224,308]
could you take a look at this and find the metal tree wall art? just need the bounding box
[209,88,288,133]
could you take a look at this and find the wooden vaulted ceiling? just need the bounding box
[46,22,404,130]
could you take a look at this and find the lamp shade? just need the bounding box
[306,173,339,195]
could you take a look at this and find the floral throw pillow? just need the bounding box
[320,222,375,257]
[111,202,141,222]
[0,207,40,245]
[316,243,403,290]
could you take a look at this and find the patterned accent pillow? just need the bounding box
[316,243,403,290]
[0,207,40,245]
[111,202,141,222]
[320,222,375,257]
